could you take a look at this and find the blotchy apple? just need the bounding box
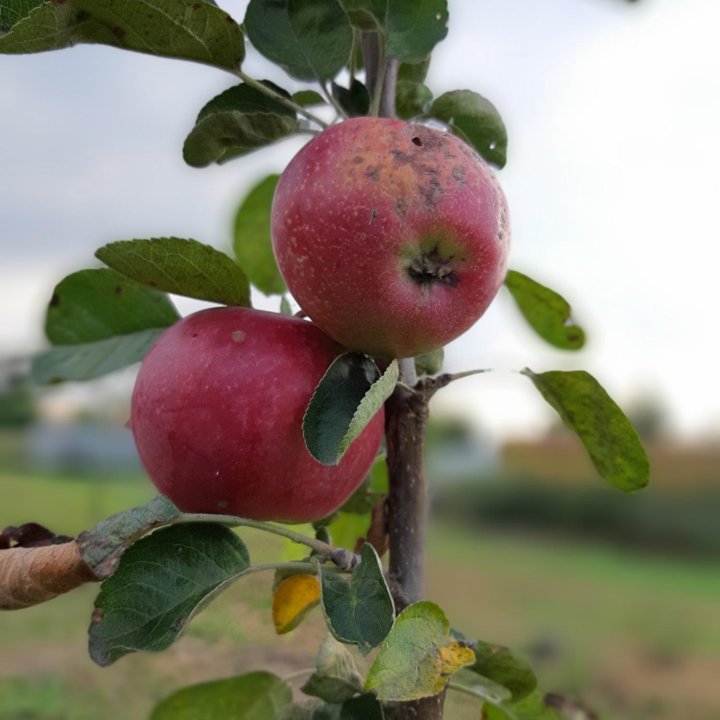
[271,116,510,359]
[131,307,384,522]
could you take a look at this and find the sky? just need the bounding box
[1,0,719,441]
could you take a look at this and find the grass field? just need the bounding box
[1,473,719,719]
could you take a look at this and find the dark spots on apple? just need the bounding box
[423,166,439,175]
[420,178,443,208]
[91,607,104,625]
[395,197,409,219]
[366,166,380,181]
[391,149,415,165]
[232,330,246,342]
[114,285,124,296]
[452,166,466,184]
[369,209,379,225]
[412,136,423,147]
[49,293,60,308]
[352,156,364,164]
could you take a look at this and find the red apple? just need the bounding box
[131,307,384,522]
[271,116,510,359]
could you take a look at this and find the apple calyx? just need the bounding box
[406,247,459,287]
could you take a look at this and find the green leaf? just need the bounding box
[279,695,382,720]
[467,641,537,702]
[89,523,251,666]
[365,600,475,701]
[339,462,386,515]
[395,79,433,120]
[414,348,444,376]
[326,512,371,551]
[0,0,245,71]
[522,369,650,492]
[504,271,585,350]
[484,690,563,720]
[78,495,180,580]
[244,0,353,81]
[319,543,394,654]
[451,668,512,705]
[45,268,178,345]
[183,82,297,168]
[431,90,507,168]
[340,0,448,62]
[304,354,397,467]
[233,174,286,295]
[31,328,166,384]
[398,56,431,83]
[293,89,326,107]
[336,695,384,720]
[0,0,44,34]
[331,79,369,117]
[301,636,364,703]
[280,295,293,315]
[96,237,251,307]
[150,671,293,720]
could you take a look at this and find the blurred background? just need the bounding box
[1,0,719,718]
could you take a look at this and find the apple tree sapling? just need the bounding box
[0,1,650,719]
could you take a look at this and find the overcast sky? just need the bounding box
[1,0,718,441]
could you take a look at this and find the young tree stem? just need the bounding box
[368,44,446,719]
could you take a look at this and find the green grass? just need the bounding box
[1,474,719,719]
[0,472,154,537]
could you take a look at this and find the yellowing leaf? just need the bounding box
[272,574,320,635]
[438,641,476,677]
[365,601,476,701]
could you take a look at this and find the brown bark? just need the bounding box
[0,541,95,610]
[385,385,429,611]
[384,383,445,720]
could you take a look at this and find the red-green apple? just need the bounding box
[131,307,384,522]
[271,116,510,358]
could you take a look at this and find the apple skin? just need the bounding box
[271,116,510,359]
[131,307,384,523]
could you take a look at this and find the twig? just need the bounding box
[175,513,358,570]
[233,70,329,129]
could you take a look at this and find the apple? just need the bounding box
[271,116,510,359]
[130,307,384,522]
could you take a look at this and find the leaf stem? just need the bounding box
[282,667,316,683]
[246,561,317,575]
[446,681,491,704]
[175,513,357,569]
[233,70,329,129]
[321,80,349,120]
